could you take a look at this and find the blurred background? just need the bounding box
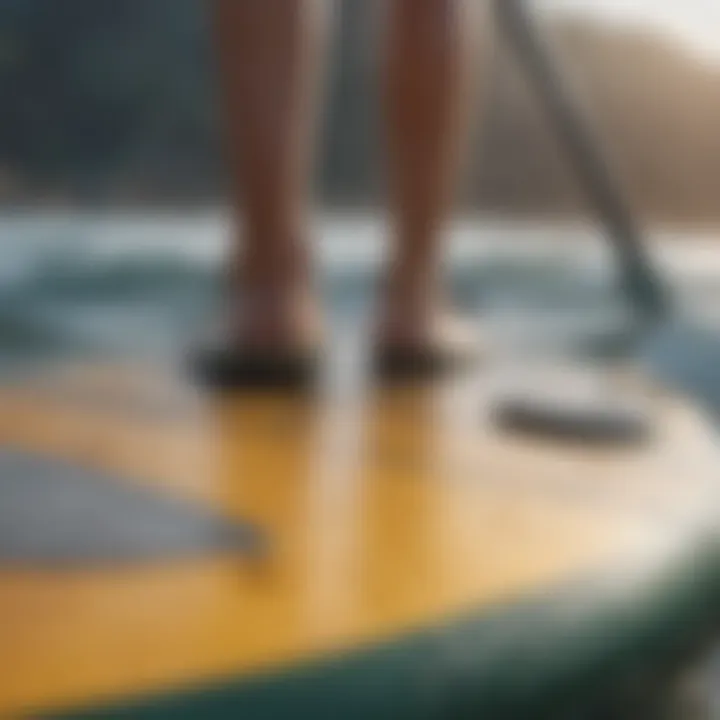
[0,0,718,370]
[1,0,719,215]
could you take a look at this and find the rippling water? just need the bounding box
[1,212,719,390]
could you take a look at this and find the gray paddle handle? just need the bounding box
[494,0,669,319]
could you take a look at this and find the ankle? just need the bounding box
[229,281,319,351]
[382,267,440,318]
[241,224,310,283]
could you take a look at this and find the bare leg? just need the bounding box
[212,0,329,352]
[380,0,482,350]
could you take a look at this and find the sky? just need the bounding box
[547,0,720,61]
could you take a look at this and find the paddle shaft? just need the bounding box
[494,0,670,319]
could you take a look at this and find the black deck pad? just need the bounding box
[191,344,320,392]
[0,450,265,568]
[495,396,652,446]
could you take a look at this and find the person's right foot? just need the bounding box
[374,285,483,380]
[225,284,322,354]
[193,274,324,390]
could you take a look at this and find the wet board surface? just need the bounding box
[1,356,720,718]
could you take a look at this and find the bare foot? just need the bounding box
[193,243,322,389]
[219,233,323,354]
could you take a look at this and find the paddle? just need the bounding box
[493,0,720,428]
[494,0,668,321]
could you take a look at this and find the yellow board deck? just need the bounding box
[1,358,719,717]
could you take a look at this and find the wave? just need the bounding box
[6,253,214,302]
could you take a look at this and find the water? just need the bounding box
[1,212,720,392]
